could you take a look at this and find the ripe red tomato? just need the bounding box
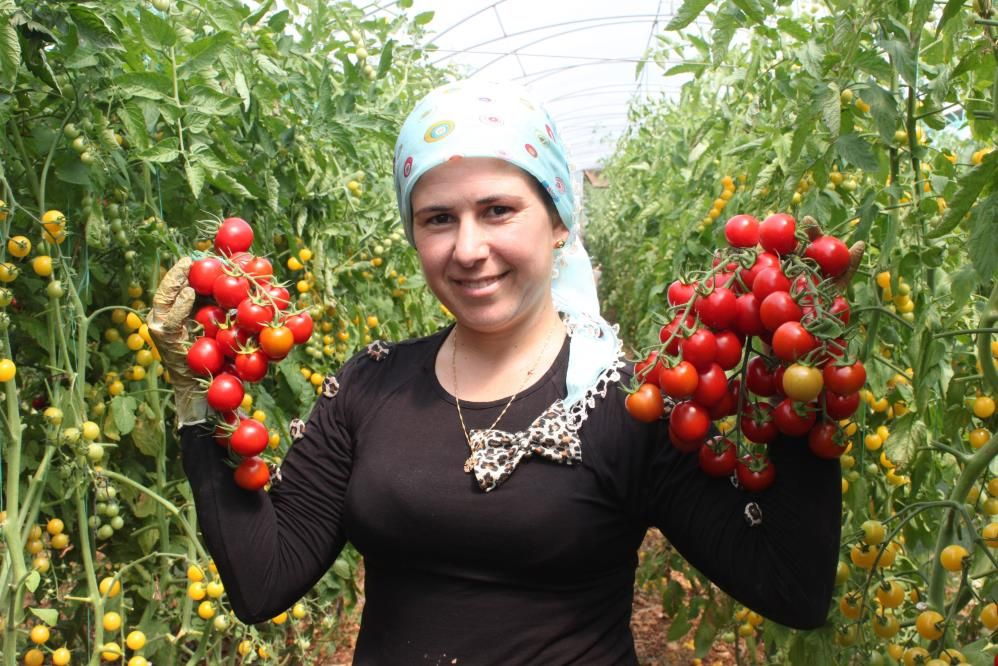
[229,418,269,456]
[669,421,704,453]
[751,267,792,301]
[699,437,737,477]
[659,315,693,355]
[805,235,850,277]
[740,252,780,289]
[635,350,664,387]
[244,256,273,283]
[228,251,254,271]
[736,455,776,492]
[823,390,859,419]
[213,274,251,309]
[236,298,275,334]
[233,456,270,491]
[194,305,226,338]
[214,217,254,256]
[696,287,737,330]
[206,373,245,412]
[781,363,824,401]
[625,383,664,422]
[692,363,728,407]
[823,361,867,394]
[708,379,739,418]
[216,326,251,358]
[745,356,777,396]
[680,328,718,372]
[658,361,698,398]
[760,291,803,331]
[670,401,711,441]
[808,421,845,459]
[771,321,818,362]
[186,337,225,376]
[284,312,314,344]
[713,330,743,370]
[259,325,295,360]
[266,284,292,311]
[772,398,817,436]
[733,293,766,337]
[234,349,270,383]
[189,257,225,296]
[213,410,240,448]
[741,402,777,443]
[758,213,797,255]
[724,214,760,248]
[667,280,695,306]
[830,295,851,325]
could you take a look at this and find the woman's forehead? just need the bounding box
[411,158,535,200]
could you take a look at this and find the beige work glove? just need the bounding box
[147,257,207,426]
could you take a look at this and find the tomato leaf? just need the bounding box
[29,607,59,626]
[818,82,841,137]
[967,193,998,280]
[23,570,40,593]
[116,71,173,101]
[110,395,138,436]
[666,603,691,640]
[730,0,765,25]
[667,0,713,30]
[0,17,20,88]
[136,137,179,164]
[930,154,998,238]
[884,412,927,467]
[934,0,964,34]
[185,160,206,198]
[834,134,878,172]
[68,6,121,50]
[139,7,175,49]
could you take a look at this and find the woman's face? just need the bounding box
[410,157,569,337]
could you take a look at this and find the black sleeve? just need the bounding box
[180,358,360,624]
[588,381,841,630]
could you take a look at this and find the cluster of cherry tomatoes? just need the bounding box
[626,213,865,492]
[185,217,314,490]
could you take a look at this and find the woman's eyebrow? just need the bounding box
[413,194,525,218]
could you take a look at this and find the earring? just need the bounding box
[554,239,566,249]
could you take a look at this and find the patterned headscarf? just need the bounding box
[393,80,622,421]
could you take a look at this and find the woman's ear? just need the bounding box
[553,220,570,245]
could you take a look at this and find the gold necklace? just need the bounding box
[452,322,558,473]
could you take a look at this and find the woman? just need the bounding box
[149,81,844,664]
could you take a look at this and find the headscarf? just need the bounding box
[392,80,622,421]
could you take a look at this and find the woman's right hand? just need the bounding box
[147,257,208,425]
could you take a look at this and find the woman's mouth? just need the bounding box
[452,272,507,293]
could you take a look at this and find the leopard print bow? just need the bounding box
[466,400,582,492]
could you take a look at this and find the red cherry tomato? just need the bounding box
[669,421,705,453]
[667,280,695,306]
[194,305,226,338]
[236,298,275,334]
[244,256,273,283]
[670,401,711,441]
[771,321,818,362]
[823,361,867,394]
[772,398,817,436]
[696,287,737,330]
[699,437,737,477]
[625,383,664,423]
[751,267,792,301]
[206,372,245,412]
[830,295,851,325]
[737,455,776,492]
[759,291,803,331]
[234,349,270,383]
[740,252,780,290]
[284,312,314,345]
[214,217,254,256]
[680,328,718,372]
[713,330,743,370]
[266,284,292,311]
[823,390,860,419]
[692,363,728,407]
[229,418,270,456]
[745,356,777,396]
[708,379,740,419]
[805,235,850,278]
[759,213,797,255]
[233,456,270,491]
[215,326,251,358]
[724,214,760,248]
[659,315,693,355]
[186,337,225,376]
[808,421,846,459]
[658,361,699,399]
[213,274,251,309]
[733,293,766,337]
[741,401,777,443]
[188,257,225,296]
[635,350,663,386]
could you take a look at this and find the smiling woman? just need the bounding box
[158,80,843,664]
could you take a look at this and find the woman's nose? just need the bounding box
[453,218,489,265]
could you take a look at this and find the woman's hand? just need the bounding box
[147,257,207,425]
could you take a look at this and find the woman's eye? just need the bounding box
[426,214,451,225]
[488,205,512,217]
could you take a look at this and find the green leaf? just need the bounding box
[776,17,810,41]
[139,7,175,49]
[0,20,20,87]
[413,11,435,26]
[730,0,765,25]
[930,154,998,238]
[818,82,841,137]
[376,39,394,79]
[115,71,173,100]
[967,193,998,279]
[186,86,241,116]
[861,83,900,142]
[879,38,916,87]
[664,62,707,77]
[185,160,206,198]
[884,412,928,467]
[834,133,878,172]
[935,0,963,33]
[138,527,160,555]
[135,138,179,164]
[211,172,255,199]
[119,103,150,150]
[234,69,250,111]
[180,32,233,74]
[110,395,138,436]
[667,0,713,30]
[130,415,162,457]
[29,607,59,626]
[68,6,120,49]
[666,604,692,640]
[23,570,40,593]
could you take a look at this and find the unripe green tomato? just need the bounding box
[356,46,369,60]
[847,470,860,482]
[0,311,9,331]
[104,501,120,518]
[93,401,106,417]
[64,123,80,139]
[88,515,100,528]
[71,136,87,153]
[80,151,95,165]
[866,463,879,475]
[124,250,137,262]
[97,524,114,540]
[87,443,104,462]
[96,502,107,515]
[350,29,362,43]
[110,515,124,530]
[96,485,112,501]
[116,230,128,244]
[213,615,230,632]
[107,203,121,219]
[61,427,81,444]
[47,280,65,299]
[110,220,123,233]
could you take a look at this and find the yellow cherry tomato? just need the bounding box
[102,611,122,632]
[99,576,121,597]
[980,601,998,631]
[915,609,944,640]
[983,522,998,548]
[6,235,30,258]
[973,396,996,419]
[969,427,991,448]
[24,649,45,666]
[0,359,15,383]
[100,641,122,662]
[125,630,146,650]
[939,544,969,572]
[52,647,71,666]
[29,625,50,644]
[187,564,205,582]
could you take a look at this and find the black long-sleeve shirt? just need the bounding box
[181,326,841,664]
